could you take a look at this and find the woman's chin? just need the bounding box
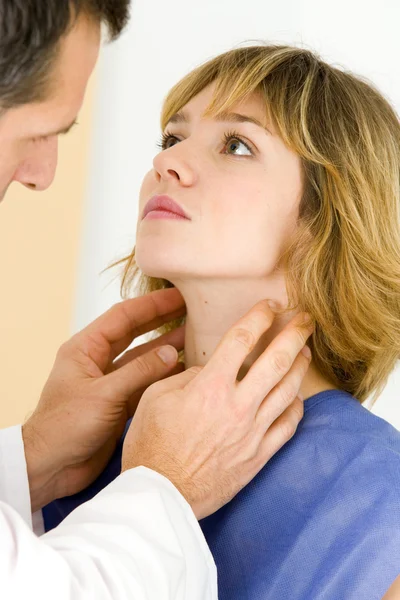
[135,244,190,280]
[135,256,182,281]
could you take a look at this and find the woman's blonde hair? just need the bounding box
[113,44,400,405]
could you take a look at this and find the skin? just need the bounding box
[136,83,337,401]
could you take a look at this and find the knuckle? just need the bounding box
[133,355,154,378]
[232,327,256,352]
[293,352,311,379]
[271,350,292,375]
[116,300,141,335]
[292,399,305,421]
[295,325,310,348]
[86,332,108,353]
[280,400,304,439]
[279,381,298,407]
[115,299,130,319]
[279,417,297,440]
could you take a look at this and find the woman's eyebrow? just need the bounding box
[167,109,271,134]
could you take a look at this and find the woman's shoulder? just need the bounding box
[288,388,400,490]
[302,388,400,449]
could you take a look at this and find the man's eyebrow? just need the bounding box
[56,119,78,135]
[52,118,79,136]
[167,110,271,134]
[33,118,79,139]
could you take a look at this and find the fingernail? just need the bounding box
[156,345,178,366]
[301,345,312,359]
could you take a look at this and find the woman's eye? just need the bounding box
[157,133,178,151]
[156,131,254,156]
[223,136,252,156]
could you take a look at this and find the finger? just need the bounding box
[255,396,304,469]
[72,288,186,371]
[254,347,311,430]
[200,300,276,381]
[239,312,314,406]
[111,326,185,372]
[104,344,182,399]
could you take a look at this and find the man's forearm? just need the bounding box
[22,422,58,512]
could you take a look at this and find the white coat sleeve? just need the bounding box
[0,424,48,534]
[0,425,33,527]
[0,427,218,600]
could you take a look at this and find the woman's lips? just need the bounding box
[144,210,188,220]
[142,195,190,220]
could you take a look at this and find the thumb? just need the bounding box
[104,345,180,399]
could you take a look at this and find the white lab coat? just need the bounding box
[0,425,218,599]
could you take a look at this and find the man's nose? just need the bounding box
[13,137,58,191]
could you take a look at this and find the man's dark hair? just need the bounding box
[0,0,131,109]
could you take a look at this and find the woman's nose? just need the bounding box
[13,137,59,191]
[153,145,197,187]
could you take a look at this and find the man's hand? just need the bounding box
[22,288,186,512]
[122,300,314,520]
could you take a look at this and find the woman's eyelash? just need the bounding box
[156,130,254,155]
[222,130,253,155]
[156,131,176,151]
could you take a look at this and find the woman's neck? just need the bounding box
[173,278,337,401]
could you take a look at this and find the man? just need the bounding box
[0,2,317,599]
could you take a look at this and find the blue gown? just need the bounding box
[43,389,400,599]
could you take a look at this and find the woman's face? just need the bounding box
[136,83,303,282]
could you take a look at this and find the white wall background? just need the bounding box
[73,0,400,428]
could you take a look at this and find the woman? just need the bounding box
[43,44,400,599]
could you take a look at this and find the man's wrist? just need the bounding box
[22,421,59,512]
